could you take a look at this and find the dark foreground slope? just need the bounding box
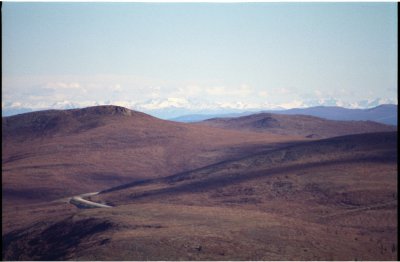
[199,112,396,138]
[2,106,300,205]
[3,131,397,261]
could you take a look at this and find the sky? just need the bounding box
[2,2,398,118]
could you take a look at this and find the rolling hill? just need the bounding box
[2,105,301,205]
[171,104,398,126]
[2,105,397,260]
[2,131,397,260]
[198,112,396,138]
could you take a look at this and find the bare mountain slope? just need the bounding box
[199,112,396,138]
[89,131,398,261]
[3,131,397,260]
[2,106,397,261]
[2,105,301,205]
[93,131,397,206]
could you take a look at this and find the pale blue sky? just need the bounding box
[2,2,398,117]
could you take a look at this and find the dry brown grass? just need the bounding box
[2,107,397,260]
[200,112,396,138]
[2,106,302,205]
[3,199,396,260]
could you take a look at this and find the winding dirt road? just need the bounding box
[69,192,112,208]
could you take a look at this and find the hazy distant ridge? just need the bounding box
[171,104,397,126]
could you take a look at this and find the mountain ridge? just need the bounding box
[170,104,398,126]
[198,111,396,138]
[2,105,397,261]
[2,105,301,204]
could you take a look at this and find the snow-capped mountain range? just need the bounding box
[2,97,397,126]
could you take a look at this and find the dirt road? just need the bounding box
[69,192,112,208]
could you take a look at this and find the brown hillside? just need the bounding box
[3,131,397,260]
[2,106,302,205]
[199,113,396,138]
[94,131,398,206]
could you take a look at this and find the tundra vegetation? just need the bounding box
[2,106,397,260]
